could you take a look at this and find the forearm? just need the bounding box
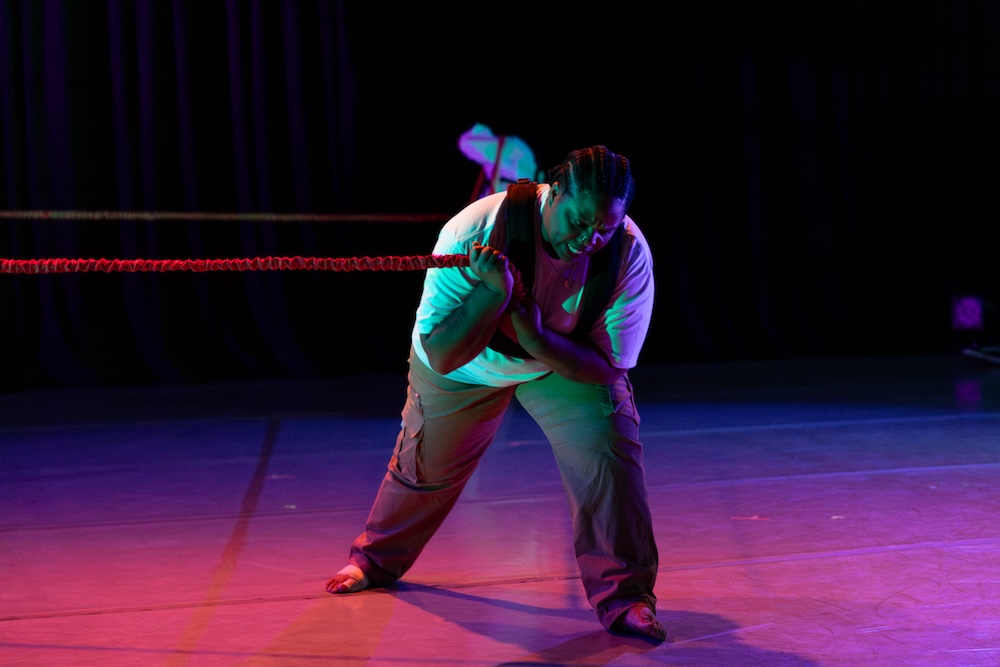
[518,328,626,385]
[420,282,510,375]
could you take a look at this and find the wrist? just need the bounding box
[478,281,510,300]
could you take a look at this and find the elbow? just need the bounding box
[426,355,459,376]
[420,336,461,375]
[597,364,628,385]
[561,363,626,385]
[557,348,628,385]
[423,350,449,375]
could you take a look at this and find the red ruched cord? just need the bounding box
[0,254,527,303]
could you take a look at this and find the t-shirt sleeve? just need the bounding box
[589,220,655,369]
[413,193,501,336]
[413,229,477,335]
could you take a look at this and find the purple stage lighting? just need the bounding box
[952,295,984,330]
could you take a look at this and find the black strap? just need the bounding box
[577,226,624,336]
[486,179,537,358]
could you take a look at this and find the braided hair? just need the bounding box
[546,145,637,213]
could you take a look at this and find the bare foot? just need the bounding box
[615,605,668,642]
[325,564,369,594]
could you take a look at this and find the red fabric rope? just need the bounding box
[0,254,527,302]
[0,254,466,274]
[0,210,449,223]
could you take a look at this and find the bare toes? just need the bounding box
[618,606,668,642]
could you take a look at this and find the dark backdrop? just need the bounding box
[2,1,998,390]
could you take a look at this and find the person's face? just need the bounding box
[541,183,626,262]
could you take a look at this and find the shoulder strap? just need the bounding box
[575,225,625,336]
[488,178,536,275]
[486,179,538,358]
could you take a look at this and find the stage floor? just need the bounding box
[2,353,999,666]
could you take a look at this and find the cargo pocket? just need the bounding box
[389,385,425,484]
[608,373,641,428]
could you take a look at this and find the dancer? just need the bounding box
[326,145,665,641]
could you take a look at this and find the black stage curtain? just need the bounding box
[2,1,998,390]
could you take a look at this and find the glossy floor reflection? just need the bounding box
[2,354,999,666]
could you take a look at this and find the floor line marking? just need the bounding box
[165,420,280,667]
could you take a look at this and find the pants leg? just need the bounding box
[348,350,516,585]
[514,370,658,630]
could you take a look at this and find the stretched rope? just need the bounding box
[0,255,464,274]
[0,210,524,300]
[0,210,449,223]
[0,254,527,303]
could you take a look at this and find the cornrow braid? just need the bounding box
[546,145,637,212]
